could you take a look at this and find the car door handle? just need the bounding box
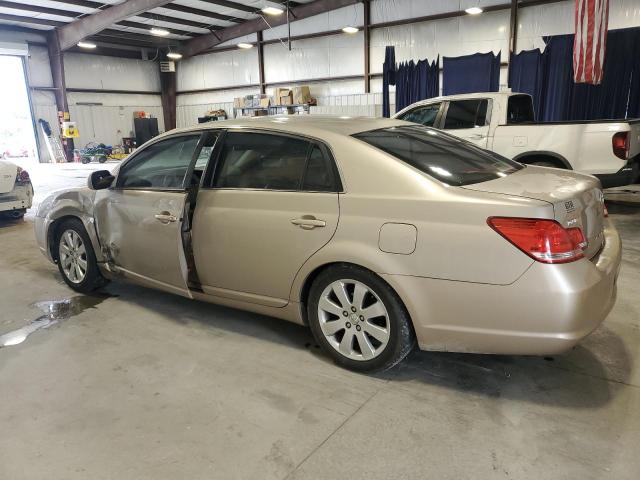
[154,212,177,224]
[467,134,486,140]
[291,216,326,230]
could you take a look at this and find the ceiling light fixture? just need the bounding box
[262,6,284,15]
[342,26,359,34]
[150,27,170,36]
[465,7,483,15]
[167,52,182,60]
[77,41,97,49]
[237,42,254,49]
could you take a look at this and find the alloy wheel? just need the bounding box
[317,279,390,361]
[58,229,87,284]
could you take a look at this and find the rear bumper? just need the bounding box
[596,159,639,188]
[383,221,621,355]
[0,183,33,212]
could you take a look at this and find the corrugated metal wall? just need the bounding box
[175,0,640,126]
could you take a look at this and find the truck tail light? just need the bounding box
[15,167,30,184]
[612,132,629,160]
[487,217,586,264]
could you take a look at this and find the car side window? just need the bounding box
[443,100,489,129]
[302,144,338,192]
[213,132,311,190]
[117,135,200,189]
[399,103,441,127]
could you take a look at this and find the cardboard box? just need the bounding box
[274,88,290,100]
[292,86,311,105]
[279,93,293,105]
[254,110,268,117]
[259,96,271,107]
[233,97,242,108]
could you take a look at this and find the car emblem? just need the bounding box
[565,200,575,212]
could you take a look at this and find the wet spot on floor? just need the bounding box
[0,294,110,348]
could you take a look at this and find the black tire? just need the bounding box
[98,156,107,164]
[307,264,415,373]
[81,157,90,164]
[54,218,108,293]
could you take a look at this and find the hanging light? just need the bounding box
[237,42,254,49]
[262,6,284,15]
[465,7,483,15]
[77,41,97,49]
[167,52,182,60]
[342,26,359,34]
[262,1,284,15]
[150,27,170,36]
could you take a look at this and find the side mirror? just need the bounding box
[88,170,115,190]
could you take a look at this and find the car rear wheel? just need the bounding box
[55,218,107,293]
[307,264,415,372]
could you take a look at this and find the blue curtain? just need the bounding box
[382,46,396,118]
[442,52,501,95]
[394,57,439,112]
[511,27,640,121]
[508,48,545,120]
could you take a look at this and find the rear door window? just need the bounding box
[398,103,442,127]
[443,100,489,129]
[353,125,522,186]
[507,95,535,123]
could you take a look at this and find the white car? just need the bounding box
[394,92,640,188]
[0,159,33,219]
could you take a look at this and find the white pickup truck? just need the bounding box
[393,92,640,188]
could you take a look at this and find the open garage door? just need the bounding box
[0,46,38,165]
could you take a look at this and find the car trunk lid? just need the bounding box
[462,166,606,259]
[0,160,17,194]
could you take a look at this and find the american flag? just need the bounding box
[573,0,609,85]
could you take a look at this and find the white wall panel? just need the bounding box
[64,53,160,92]
[371,0,508,24]
[517,0,640,52]
[177,49,259,91]
[26,45,53,88]
[67,93,163,147]
[262,4,364,41]
[218,33,257,47]
[370,9,509,73]
[264,32,363,83]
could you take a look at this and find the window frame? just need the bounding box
[203,129,343,193]
[113,132,214,192]
[440,98,492,130]
[398,102,444,127]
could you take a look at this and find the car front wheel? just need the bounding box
[307,264,415,372]
[55,218,107,293]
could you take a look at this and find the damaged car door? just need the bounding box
[93,133,212,296]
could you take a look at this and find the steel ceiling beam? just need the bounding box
[182,0,360,57]
[0,1,197,36]
[160,3,239,23]
[56,0,176,50]
[0,13,65,28]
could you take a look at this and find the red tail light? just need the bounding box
[612,132,629,160]
[15,167,30,184]
[487,217,586,264]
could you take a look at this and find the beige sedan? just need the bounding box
[34,117,621,371]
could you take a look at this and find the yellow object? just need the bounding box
[62,121,79,138]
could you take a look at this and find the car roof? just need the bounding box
[160,115,410,139]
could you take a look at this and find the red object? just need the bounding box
[15,167,30,184]
[488,217,586,264]
[612,131,629,159]
[573,0,609,84]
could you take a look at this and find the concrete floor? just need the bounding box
[0,164,639,479]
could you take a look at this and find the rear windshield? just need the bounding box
[353,125,523,186]
[507,95,535,124]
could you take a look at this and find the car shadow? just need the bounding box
[101,280,631,410]
[0,216,26,229]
